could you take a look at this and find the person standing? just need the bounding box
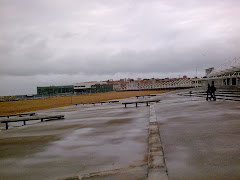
[210,81,216,101]
[206,83,211,101]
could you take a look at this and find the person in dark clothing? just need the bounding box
[206,83,211,101]
[210,81,216,101]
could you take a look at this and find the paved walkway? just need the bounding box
[154,92,240,179]
[0,91,239,179]
[0,97,149,180]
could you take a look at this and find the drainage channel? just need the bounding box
[148,104,168,180]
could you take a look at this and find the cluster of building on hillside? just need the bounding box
[36,57,240,96]
[36,75,199,96]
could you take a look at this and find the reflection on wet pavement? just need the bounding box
[0,97,149,180]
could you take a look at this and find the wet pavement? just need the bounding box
[154,92,240,180]
[0,91,240,180]
[0,97,149,180]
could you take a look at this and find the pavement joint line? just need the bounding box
[148,104,168,180]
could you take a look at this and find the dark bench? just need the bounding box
[122,100,160,108]
[108,100,119,103]
[136,95,157,99]
[75,100,119,106]
[76,102,107,106]
[1,115,64,130]
[0,113,35,118]
[136,96,145,99]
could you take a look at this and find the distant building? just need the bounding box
[74,82,98,93]
[37,85,74,95]
[106,80,121,91]
[120,79,126,83]
[74,81,113,93]
[202,58,240,87]
[120,76,195,90]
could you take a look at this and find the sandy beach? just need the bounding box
[0,90,169,115]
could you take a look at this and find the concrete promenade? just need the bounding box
[154,91,240,180]
[0,90,239,179]
[0,97,150,180]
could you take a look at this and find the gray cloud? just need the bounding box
[0,0,240,95]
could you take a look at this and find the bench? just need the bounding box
[136,96,145,99]
[0,113,35,118]
[77,102,107,106]
[122,100,160,108]
[136,95,157,99]
[1,115,64,130]
[75,100,119,106]
[108,100,119,103]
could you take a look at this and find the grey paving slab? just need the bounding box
[155,91,240,180]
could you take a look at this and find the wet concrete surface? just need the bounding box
[154,92,240,180]
[1,91,240,179]
[0,98,149,180]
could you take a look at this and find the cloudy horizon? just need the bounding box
[1,0,240,96]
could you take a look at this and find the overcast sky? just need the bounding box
[0,0,240,96]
